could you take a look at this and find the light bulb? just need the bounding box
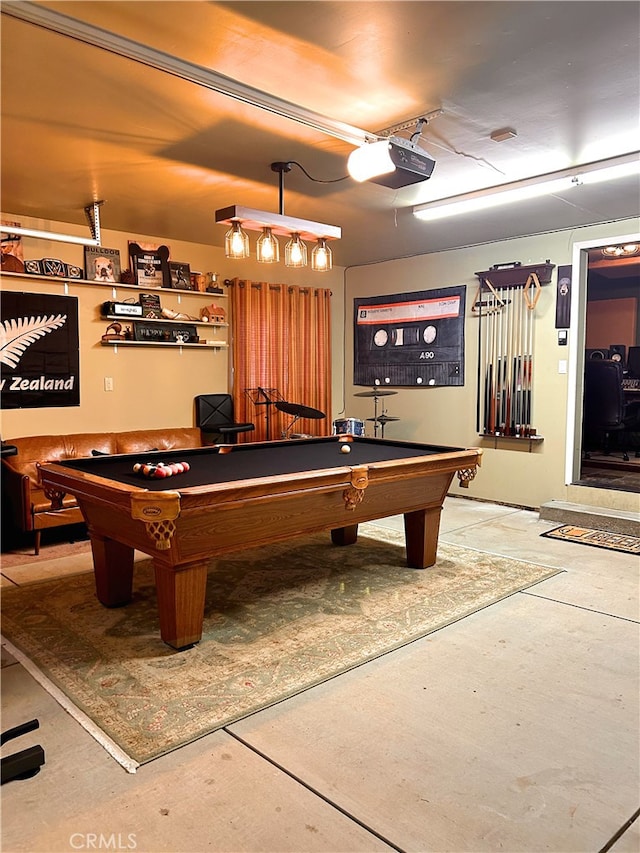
[311,238,332,271]
[224,221,249,259]
[285,233,307,267]
[256,227,279,263]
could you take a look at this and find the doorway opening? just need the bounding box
[575,238,640,494]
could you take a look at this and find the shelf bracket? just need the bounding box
[84,201,104,246]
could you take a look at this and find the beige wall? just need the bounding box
[3,210,639,510]
[0,213,345,439]
[343,218,640,510]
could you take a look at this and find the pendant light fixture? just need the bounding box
[225,220,250,259]
[216,162,340,271]
[311,238,332,271]
[285,233,307,268]
[601,243,639,257]
[256,227,280,263]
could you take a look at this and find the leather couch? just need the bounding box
[1,427,204,554]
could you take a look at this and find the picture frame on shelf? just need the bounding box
[128,241,170,289]
[84,246,122,283]
[139,292,163,319]
[1,220,25,273]
[168,261,192,289]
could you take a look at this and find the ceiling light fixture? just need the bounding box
[601,243,639,257]
[311,238,332,272]
[413,152,640,222]
[0,201,104,247]
[216,162,341,271]
[256,227,279,263]
[225,221,250,259]
[348,118,436,188]
[285,234,307,268]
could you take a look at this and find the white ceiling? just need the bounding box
[1,1,639,268]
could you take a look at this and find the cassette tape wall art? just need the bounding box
[354,285,466,387]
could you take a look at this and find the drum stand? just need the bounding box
[373,410,401,438]
[354,388,399,437]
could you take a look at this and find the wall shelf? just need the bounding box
[102,314,227,329]
[479,432,544,451]
[100,339,227,349]
[1,270,227,299]
[2,270,229,351]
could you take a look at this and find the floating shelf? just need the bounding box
[100,339,227,349]
[1,270,227,298]
[479,432,544,451]
[102,314,227,329]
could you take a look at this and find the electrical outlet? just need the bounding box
[104,377,114,391]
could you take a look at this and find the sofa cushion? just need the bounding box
[3,429,201,484]
[115,428,202,454]
[2,434,118,486]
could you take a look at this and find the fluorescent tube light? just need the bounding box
[413,152,640,222]
[0,224,100,247]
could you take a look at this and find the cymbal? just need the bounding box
[366,415,400,423]
[276,401,326,420]
[354,389,398,398]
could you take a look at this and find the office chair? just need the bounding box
[195,394,255,444]
[627,346,640,379]
[582,360,640,461]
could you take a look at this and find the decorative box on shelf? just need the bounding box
[200,303,226,324]
[133,322,199,344]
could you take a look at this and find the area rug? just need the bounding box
[541,524,640,554]
[1,524,560,771]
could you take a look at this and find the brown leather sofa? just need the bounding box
[1,427,204,554]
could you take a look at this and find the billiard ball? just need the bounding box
[133,463,142,473]
[182,462,190,471]
[340,444,351,454]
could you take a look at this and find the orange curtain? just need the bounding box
[229,280,332,441]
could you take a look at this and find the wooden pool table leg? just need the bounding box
[331,524,359,546]
[153,559,209,649]
[90,534,134,606]
[404,507,442,568]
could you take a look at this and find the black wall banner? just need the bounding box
[1,291,80,409]
[354,285,466,387]
[555,264,572,329]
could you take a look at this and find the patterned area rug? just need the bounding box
[1,525,560,770]
[541,524,640,554]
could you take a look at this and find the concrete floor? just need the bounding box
[1,496,639,853]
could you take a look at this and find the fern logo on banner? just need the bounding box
[1,314,68,368]
[1,292,80,409]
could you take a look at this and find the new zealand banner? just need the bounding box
[1,291,80,408]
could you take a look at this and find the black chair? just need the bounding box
[195,394,255,444]
[627,346,640,379]
[583,360,640,461]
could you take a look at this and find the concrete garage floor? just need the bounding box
[2,497,639,853]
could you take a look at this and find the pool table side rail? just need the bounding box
[38,448,481,511]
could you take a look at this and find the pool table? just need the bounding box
[38,436,481,649]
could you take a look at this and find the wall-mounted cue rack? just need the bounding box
[473,261,555,447]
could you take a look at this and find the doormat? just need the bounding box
[541,525,640,554]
